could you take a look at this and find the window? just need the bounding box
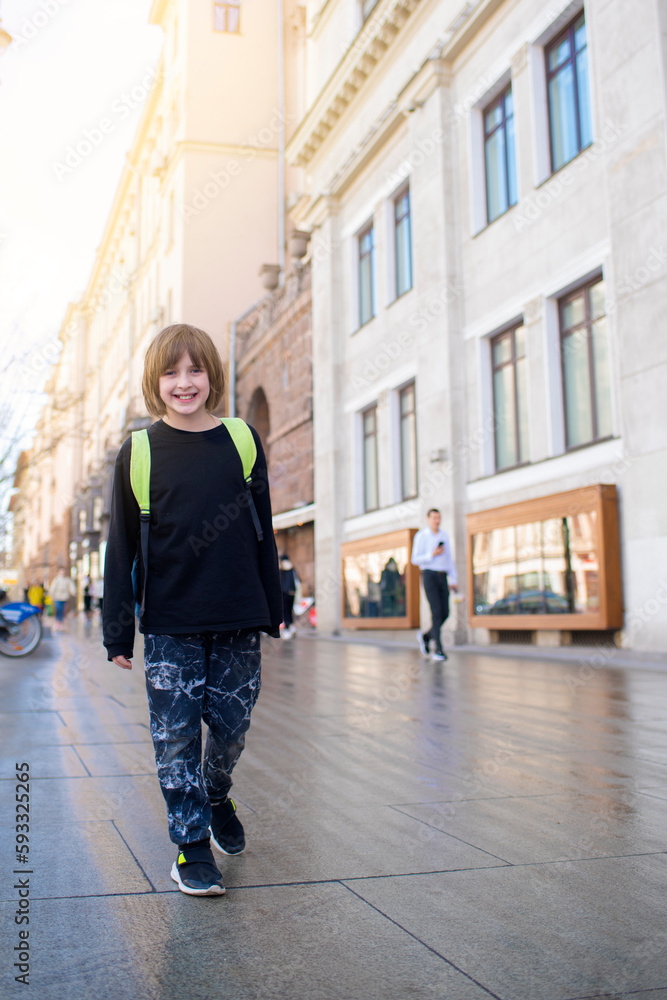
[484,85,517,223]
[358,223,375,327]
[546,12,592,172]
[92,497,103,532]
[394,188,413,297]
[362,406,379,512]
[213,1,240,33]
[78,509,87,534]
[399,383,417,499]
[560,277,612,449]
[491,324,528,470]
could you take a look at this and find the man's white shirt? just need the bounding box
[410,528,458,585]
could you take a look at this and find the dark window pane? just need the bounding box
[484,86,517,222]
[516,355,529,461]
[562,329,593,446]
[486,126,508,221]
[492,333,512,366]
[592,316,613,438]
[359,227,375,326]
[574,13,587,50]
[549,63,578,170]
[484,104,502,133]
[399,384,417,499]
[363,407,378,511]
[395,191,412,297]
[506,110,518,207]
[514,325,526,357]
[562,293,585,330]
[548,34,571,71]
[576,48,593,148]
[590,280,606,320]
[494,365,518,468]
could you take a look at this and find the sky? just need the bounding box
[0,0,163,459]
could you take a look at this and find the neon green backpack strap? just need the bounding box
[220,417,257,483]
[130,429,151,515]
[219,417,263,541]
[129,429,152,617]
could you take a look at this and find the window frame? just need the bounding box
[559,275,611,451]
[358,222,376,328]
[483,83,517,224]
[545,11,592,173]
[490,323,528,472]
[213,1,241,34]
[362,404,379,513]
[398,381,418,500]
[393,185,413,299]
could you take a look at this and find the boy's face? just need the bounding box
[159,351,211,424]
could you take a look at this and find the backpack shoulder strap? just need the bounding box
[219,417,263,541]
[129,429,151,515]
[219,417,257,482]
[129,429,151,618]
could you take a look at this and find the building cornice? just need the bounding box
[285,0,423,169]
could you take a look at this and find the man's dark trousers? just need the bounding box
[422,570,450,653]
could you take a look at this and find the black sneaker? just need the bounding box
[170,837,225,896]
[431,649,448,661]
[210,797,246,855]
[417,632,430,656]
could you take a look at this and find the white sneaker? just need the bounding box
[431,650,447,661]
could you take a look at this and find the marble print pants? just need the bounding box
[143,630,261,846]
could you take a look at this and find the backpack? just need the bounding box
[129,417,263,618]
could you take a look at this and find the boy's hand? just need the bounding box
[112,655,133,670]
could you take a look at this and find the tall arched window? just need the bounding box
[247,387,270,463]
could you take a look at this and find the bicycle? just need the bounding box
[0,589,43,657]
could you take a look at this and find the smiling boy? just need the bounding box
[103,324,282,896]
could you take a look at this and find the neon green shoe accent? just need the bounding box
[177,852,186,865]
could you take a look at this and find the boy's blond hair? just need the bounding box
[142,324,226,417]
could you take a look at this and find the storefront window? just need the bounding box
[472,511,599,615]
[344,546,408,619]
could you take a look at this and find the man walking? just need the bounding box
[411,509,458,660]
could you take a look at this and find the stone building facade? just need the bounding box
[11,0,308,598]
[235,260,315,595]
[286,0,667,651]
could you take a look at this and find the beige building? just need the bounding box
[288,0,667,651]
[12,0,309,594]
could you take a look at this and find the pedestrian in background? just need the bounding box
[49,568,76,631]
[91,577,104,613]
[279,553,299,639]
[103,323,281,898]
[83,578,93,616]
[411,508,458,661]
[27,581,44,611]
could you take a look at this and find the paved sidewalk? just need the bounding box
[1,616,666,999]
[305,626,667,672]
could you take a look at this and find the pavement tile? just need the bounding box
[115,796,508,892]
[74,742,158,777]
[0,884,495,1000]
[392,788,667,863]
[0,711,67,746]
[0,745,88,780]
[3,774,163,830]
[0,820,152,899]
[342,854,667,1000]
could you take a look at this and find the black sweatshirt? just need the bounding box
[103,419,282,660]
